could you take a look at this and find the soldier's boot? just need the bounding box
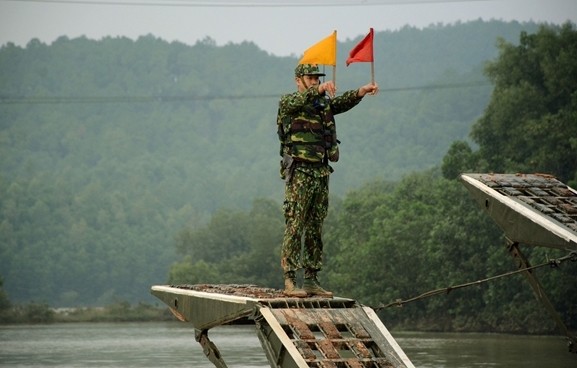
[283,272,307,298]
[303,273,333,298]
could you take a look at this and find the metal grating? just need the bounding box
[266,307,396,367]
[461,173,577,250]
[473,173,577,232]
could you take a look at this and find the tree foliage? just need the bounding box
[1,19,566,318]
[444,23,577,185]
[170,198,285,287]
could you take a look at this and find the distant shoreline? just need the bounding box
[1,302,174,324]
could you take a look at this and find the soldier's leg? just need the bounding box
[302,176,332,297]
[281,170,315,297]
[302,175,328,270]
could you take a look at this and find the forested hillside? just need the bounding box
[170,23,577,334]
[0,19,550,307]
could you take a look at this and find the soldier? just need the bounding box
[277,64,379,297]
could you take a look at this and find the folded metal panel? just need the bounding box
[150,285,258,329]
[460,173,577,251]
[255,301,415,368]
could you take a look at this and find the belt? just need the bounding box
[293,160,327,168]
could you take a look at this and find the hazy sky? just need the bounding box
[1,0,576,56]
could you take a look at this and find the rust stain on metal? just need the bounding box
[350,340,372,358]
[319,321,341,339]
[294,340,316,360]
[282,309,316,340]
[348,321,371,339]
[344,359,364,368]
[317,339,339,359]
[319,361,337,368]
[173,284,285,299]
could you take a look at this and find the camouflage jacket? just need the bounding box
[277,87,363,178]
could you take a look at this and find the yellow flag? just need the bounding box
[299,31,337,66]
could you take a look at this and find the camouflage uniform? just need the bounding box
[278,64,364,279]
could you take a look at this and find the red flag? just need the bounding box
[346,28,374,66]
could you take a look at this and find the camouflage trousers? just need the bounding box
[281,169,329,274]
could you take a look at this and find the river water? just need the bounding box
[0,322,575,367]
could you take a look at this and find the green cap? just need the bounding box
[295,64,326,77]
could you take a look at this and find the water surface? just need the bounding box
[0,322,575,367]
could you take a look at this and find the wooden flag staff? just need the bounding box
[333,65,336,87]
[346,28,375,85]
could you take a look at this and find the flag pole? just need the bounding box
[333,65,336,87]
[333,30,337,87]
[345,27,374,85]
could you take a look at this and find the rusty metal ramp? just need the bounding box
[460,173,577,251]
[151,284,414,368]
[256,299,411,368]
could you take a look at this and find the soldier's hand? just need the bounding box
[358,83,379,97]
[318,81,336,98]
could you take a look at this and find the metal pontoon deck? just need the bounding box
[151,284,415,368]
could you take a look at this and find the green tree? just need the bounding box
[168,258,220,285]
[220,198,285,286]
[438,23,577,333]
[0,20,550,307]
[469,23,577,182]
[441,140,477,179]
[171,198,284,287]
